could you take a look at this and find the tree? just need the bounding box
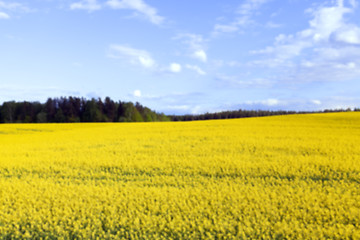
[54,109,66,123]
[82,99,103,122]
[104,97,117,122]
[0,96,216,123]
[1,101,16,123]
[118,102,134,122]
[36,112,47,123]
[132,108,144,122]
[45,98,56,122]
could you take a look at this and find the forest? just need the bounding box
[0,97,169,123]
[169,108,358,121]
[0,96,358,123]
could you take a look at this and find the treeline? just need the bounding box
[0,97,358,123]
[0,97,169,123]
[169,108,359,121]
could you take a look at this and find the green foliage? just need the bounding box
[0,97,167,123]
[1,96,356,124]
[82,99,104,122]
[36,112,47,123]
[54,109,66,123]
[132,108,144,122]
[169,108,358,121]
[1,101,16,123]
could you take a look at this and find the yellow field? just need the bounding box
[0,112,359,239]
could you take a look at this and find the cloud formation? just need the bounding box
[216,74,272,88]
[109,45,184,75]
[237,0,270,16]
[106,0,164,25]
[175,33,208,62]
[133,89,142,97]
[192,50,207,63]
[69,0,164,25]
[0,1,31,19]
[0,1,28,11]
[0,11,9,19]
[70,0,101,12]
[169,63,182,73]
[213,0,271,35]
[108,44,156,69]
[186,65,206,75]
[250,0,360,83]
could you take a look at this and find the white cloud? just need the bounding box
[304,0,360,45]
[244,98,281,107]
[0,11,9,19]
[109,45,183,73]
[250,0,360,83]
[251,39,312,63]
[216,74,272,87]
[133,90,142,97]
[237,0,271,15]
[263,98,279,106]
[212,17,250,36]
[175,34,208,62]
[335,26,360,44]
[335,61,356,69]
[186,65,206,75]
[192,50,207,63]
[69,0,164,24]
[0,1,32,18]
[349,0,358,8]
[108,44,156,69]
[169,63,182,73]
[307,2,351,42]
[213,0,270,35]
[175,33,205,51]
[0,1,29,11]
[213,24,239,33]
[312,100,322,105]
[106,0,164,25]
[227,97,360,112]
[70,0,101,12]
[138,56,155,68]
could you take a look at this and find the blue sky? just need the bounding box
[1,0,360,114]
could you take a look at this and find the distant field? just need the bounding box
[0,113,359,239]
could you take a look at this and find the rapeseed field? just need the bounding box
[0,112,359,239]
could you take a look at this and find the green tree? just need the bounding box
[82,99,104,122]
[54,109,66,123]
[104,97,117,122]
[36,112,47,123]
[1,101,16,123]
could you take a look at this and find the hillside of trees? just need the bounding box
[169,108,359,121]
[0,97,169,123]
[0,96,358,123]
